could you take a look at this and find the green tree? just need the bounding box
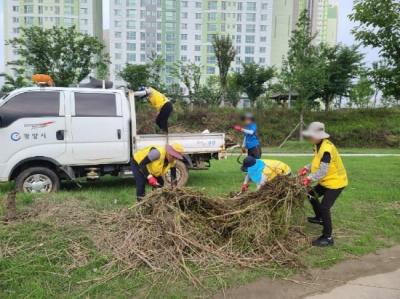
[0,67,31,92]
[198,76,221,107]
[148,53,166,92]
[7,26,109,87]
[281,10,321,111]
[350,0,400,100]
[212,35,236,106]
[349,72,374,108]
[226,73,242,108]
[280,10,323,139]
[119,64,150,90]
[316,44,364,111]
[236,63,275,107]
[171,61,202,105]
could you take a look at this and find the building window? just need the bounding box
[247,2,256,11]
[246,24,255,33]
[208,1,217,9]
[127,53,136,62]
[207,66,215,74]
[127,31,136,40]
[245,35,255,43]
[245,46,255,54]
[246,13,256,22]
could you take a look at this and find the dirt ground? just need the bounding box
[213,245,400,299]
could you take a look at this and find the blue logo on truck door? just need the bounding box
[11,132,21,141]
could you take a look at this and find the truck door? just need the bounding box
[67,91,129,164]
[0,90,67,176]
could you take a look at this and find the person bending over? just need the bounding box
[240,156,291,192]
[131,143,184,201]
[299,122,348,247]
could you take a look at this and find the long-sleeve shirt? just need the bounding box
[241,123,260,149]
[308,142,331,182]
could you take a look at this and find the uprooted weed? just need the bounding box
[2,176,308,286]
[95,176,308,284]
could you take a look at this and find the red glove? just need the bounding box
[147,175,160,187]
[233,125,243,132]
[241,184,249,193]
[298,166,309,177]
[241,147,247,154]
[302,177,312,187]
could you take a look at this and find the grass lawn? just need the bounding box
[0,155,400,298]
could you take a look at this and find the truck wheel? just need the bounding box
[15,167,60,193]
[164,160,189,187]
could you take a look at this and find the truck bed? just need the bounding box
[134,133,226,154]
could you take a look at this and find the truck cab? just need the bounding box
[0,87,226,193]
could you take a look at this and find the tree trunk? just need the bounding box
[324,97,330,112]
[299,112,304,142]
[288,90,292,109]
[373,88,379,107]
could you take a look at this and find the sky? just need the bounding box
[0,0,379,78]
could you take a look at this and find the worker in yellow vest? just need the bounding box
[138,87,173,133]
[131,143,184,201]
[240,157,291,192]
[298,122,348,247]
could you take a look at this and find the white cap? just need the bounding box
[302,122,330,140]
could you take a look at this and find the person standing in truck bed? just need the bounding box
[138,87,173,133]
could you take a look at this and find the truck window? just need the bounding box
[74,93,117,117]
[0,91,60,127]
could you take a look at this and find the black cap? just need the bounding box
[241,156,257,172]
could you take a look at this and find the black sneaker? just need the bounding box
[312,236,334,247]
[307,216,324,225]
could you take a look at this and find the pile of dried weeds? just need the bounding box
[95,176,308,283]
[3,176,308,285]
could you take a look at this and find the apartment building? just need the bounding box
[3,0,103,72]
[109,0,274,84]
[271,0,339,67]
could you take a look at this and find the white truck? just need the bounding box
[0,87,226,193]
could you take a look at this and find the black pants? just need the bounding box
[131,160,164,201]
[248,145,262,159]
[308,184,344,237]
[156,102,173,133]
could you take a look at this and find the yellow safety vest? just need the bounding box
[148,88,169,112]
[262,159,291,181]
[311,139,348,189]
[133,146,175,177]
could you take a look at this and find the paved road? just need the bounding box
[213,246,400,299]
[306,269,400,299]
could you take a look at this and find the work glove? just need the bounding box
[233,125,243,132]
[241,147,247,154]
[302,177,312,187]
[241,184,249,193]
[298,166,310,177]
[147,175,160,187]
